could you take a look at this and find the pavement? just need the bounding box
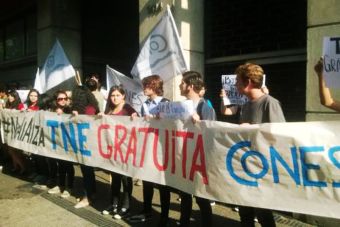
[0,164,316,227]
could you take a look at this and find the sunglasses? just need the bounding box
[57,97,68,101]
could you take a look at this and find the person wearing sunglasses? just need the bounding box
[48,90,74,199]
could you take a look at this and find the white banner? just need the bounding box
[323,36,340,88]
[35,39,76,93]
[1,110,340,219]
[106,65,146,115]
[131,5,188,82]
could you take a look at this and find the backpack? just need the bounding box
[197,99,205,119]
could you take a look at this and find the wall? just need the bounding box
[306,0,340,121]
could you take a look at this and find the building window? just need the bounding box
[0,12,37,62]
[5,20,25,60]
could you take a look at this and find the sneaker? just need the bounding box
[232,207,239,212]
[60,190,71,198]
[176,196,181,202]
[102,205,118,215]
[74,198,89,209]
[32,183,48,190]
[134,179,142,186]
[33,175,47,184]
[210,201,216,206]
[113,208,130,220]
[128,212,152,223]
[48,186,61,194]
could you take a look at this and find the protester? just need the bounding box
[31,93,54,188]
[19,89,40,111]
[72,79,100,209]
[221,63,285,227]
[101,85,136,219]
[0,83,7,169]
[86,73,106,112]
[199,86,213,108]
[0,83,7,109]
[128,75,171,226]
[314,57,340,112]
[178,71,216,227]
[47,90,75,198]
[4,90,26,174]
[21,89,41,180]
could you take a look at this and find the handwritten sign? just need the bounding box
[221,75,248,105]
[323,36,340,88]
[158,100,194,120]
[221,74,266,105]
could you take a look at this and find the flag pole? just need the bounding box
[75,70,82,86]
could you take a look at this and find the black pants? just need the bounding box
[57,160,74,189]
[80,165,96,199]
[111,172,132,209]
[33,154,49,177]
[47,157,58,185]
[238,206,276,227]
[179,192,212,227]
[143,181,171,220]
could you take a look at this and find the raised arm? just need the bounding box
[220,89,238,115]
[314,58,340,112]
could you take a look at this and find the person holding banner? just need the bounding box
[0,83,7,109]
[178,71,216,227]
[47,90,74,198]
[314,57,340,111]
[128,75,171,226]
[72,79,100,209]
[4,89,27,174]
[86,73,106,112]
[18,89,40,111]
[222,63,285,227]
[100,85,137,219]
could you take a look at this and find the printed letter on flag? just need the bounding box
[323,36,340,88]
[131,5,188,82]
[106,65,146,114]
[37,39,76,93]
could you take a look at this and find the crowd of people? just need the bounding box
[0,60,334,226]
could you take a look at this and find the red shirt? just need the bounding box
[17,103,39,111]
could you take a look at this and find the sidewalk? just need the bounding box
[0,165,314,227]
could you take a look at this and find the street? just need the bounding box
[0,165,314,227]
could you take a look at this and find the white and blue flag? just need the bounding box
[35,39,75,93]
[131,5,188,82]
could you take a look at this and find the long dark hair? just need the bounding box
[5,90,22,109]
[104,85,125,114]
[25,89,40,107]
[72,85,99,114]
[38,93,52,110]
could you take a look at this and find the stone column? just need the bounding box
[306,0,340,121]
